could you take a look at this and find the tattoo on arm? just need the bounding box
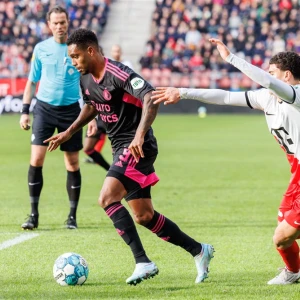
[136,91,159,136]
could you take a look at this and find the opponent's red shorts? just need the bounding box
[278,183,300,229]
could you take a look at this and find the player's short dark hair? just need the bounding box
[269,52,300,80]
[47,5,69,21]
[67,28,99,51]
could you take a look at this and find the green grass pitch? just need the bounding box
[1,113,300,299]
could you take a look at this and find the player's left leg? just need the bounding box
[99,175,158,285]
[127,191,214,284]
[63,151,81,229]
[58,104,83,229]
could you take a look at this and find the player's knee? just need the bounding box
[133,210,153,226]
[30,159,44,167]
[98,193,106,208]
[98,190,115,208]
[273,233,292,249]
[83,146,92,154]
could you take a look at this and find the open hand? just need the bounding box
[151,87,180,105]
[128,136,144,162]
[44,131,72,151]
[209,38,231,61]
[87,119,97,137]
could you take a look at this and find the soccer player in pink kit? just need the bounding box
[44,28,214,286]
[152,39,300,285]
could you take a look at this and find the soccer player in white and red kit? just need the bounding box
[152,39,300,285]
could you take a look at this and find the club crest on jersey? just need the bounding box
[103,89,112,100]
[131,77,144,90]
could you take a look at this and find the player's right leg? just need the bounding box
[98,175,157,285]
[268,189,300,284]
[128,196,214,284]
[22,102,55,230]
[268,219,300,285]
[21,145,48,230]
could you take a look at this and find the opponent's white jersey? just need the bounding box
[247,85,300,184]
[180,53,300,185]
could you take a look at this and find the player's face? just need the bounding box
[269,64,286,82]
[48,12,69,42]
[68,44,92,75]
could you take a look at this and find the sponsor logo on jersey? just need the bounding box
[103,89,112,101]
[130,77,144,90]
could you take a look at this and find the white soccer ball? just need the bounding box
[53,252,89,286]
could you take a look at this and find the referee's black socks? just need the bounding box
[28,165,43,215]
[66,169,81,219]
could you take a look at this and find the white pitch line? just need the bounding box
[0,233,39,250]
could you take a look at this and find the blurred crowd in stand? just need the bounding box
[140,0,300,89]
[0,0,110,78]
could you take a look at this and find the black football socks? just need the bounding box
[145,210,202,257]
[28,165,43,216]
[87,150,110,171]
[66,169,81,219]
[105,202,151,263]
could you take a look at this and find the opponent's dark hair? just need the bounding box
[269,51,300,80]
[67,28,99,51]
[47,5,69,21]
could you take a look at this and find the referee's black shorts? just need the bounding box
[32,100,83,152]
[107,147,159,201]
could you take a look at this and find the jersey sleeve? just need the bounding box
[119,70,154,102]
[244,88,273,111]
[226,53,295,104]
[179,87,272,112]
[28,45,41,83]
[293,85,300,107]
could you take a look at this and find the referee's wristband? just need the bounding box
[21,104,30,114]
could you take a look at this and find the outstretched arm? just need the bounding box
[210,38,295,103]
[151,87,249,107]
[44,104,98,151]
[128,90,159,161]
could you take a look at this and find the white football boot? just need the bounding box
[267,268,300,285]
[126,262,159,285]
[194,243,215,283]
